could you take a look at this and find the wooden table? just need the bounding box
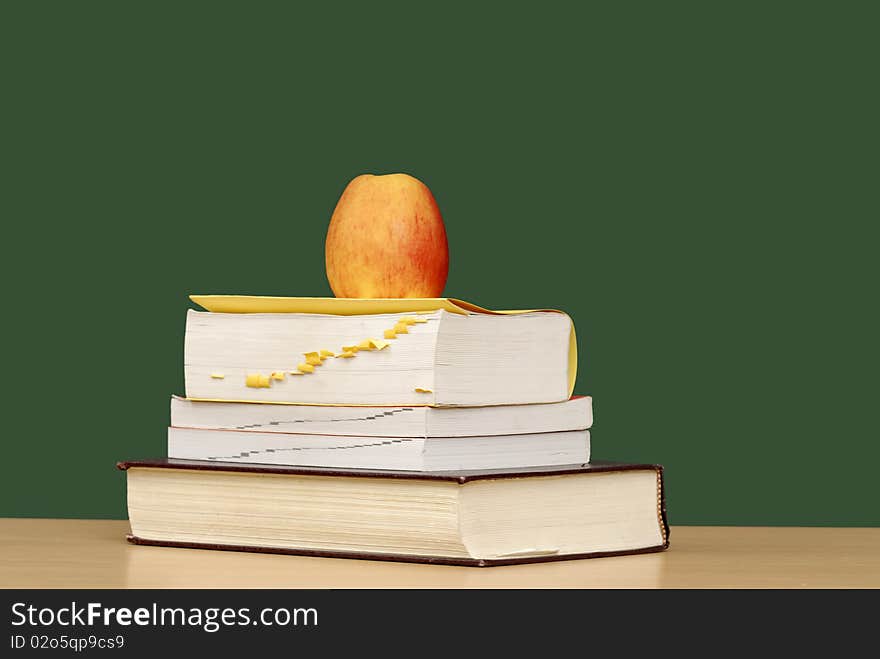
[1,519,878,588]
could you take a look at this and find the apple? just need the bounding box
[325,173,449,298]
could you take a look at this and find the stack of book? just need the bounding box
[120,296,668,566]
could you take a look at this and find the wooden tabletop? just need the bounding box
[1,519,878,588]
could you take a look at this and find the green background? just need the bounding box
[2,2,876,525]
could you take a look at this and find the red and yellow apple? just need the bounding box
[324,173,449,298]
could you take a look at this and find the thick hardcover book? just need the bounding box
[119,459,669,567]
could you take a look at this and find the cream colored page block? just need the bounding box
[424,396,592,437]
[127,468,468,558]
[167,428,428,470]
[184,311,440,404]
[459,470,664,560]
[434,312,571,406]
[170,397,431,437]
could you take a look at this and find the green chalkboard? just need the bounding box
[2,2,877,525]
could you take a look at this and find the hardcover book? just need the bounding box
[119,459,668,567]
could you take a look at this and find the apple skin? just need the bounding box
[325,173,449,298]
